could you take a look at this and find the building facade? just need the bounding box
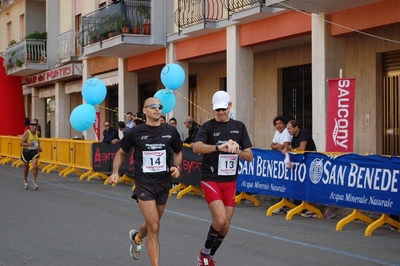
[1,0,400,154]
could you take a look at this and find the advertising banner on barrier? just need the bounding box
[237,149,400,215]
[326,78,355,152]
[91,144,202,185]
[237,149,307,201]
[175,146,202,186]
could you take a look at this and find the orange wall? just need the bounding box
[89,57,118,75]
[330,0,400,36]
[240,11,311,46]
[176,31,226,61]
[127,49,166,71]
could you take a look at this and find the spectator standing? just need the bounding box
[126,112,134,129]
[112,121,127,144]
[159,115,166,124]
[20,120,42,190]
[285,120,317,217]
[169,117,184,141]
[270,116,292,151]
[183,116,200,145]
[286,120,316,152]
[23,117,30,133]
[270,115,292,214]
[102,121,119,143]
[108,97,182,266]
[193,91,253,266]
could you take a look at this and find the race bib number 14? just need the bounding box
[143,150,167,173]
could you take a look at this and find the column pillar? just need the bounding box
[226,25,254,140]
[312,13,345,151]
[54,82,70,138]
[118,58,138,132]
[166,42,189,134]
[81,58,95,140]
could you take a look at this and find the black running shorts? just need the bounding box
[132,180,171,205]
[21,149,39,163]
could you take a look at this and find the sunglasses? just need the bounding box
[145,104,163,110]
[30,124,38,126]
[104,124,110,127]
[215,108,228,112]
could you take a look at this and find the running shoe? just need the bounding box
[197,249,215,266]
[272,208,286,214]
[23,183,29,190]
[301,210,317,218]
[129,229,142,260]
[31,182,38,190]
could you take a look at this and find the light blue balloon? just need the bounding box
[154,89,176,114]
[160,63,185,90]
[70,104,96,132]
[82,78,107,105]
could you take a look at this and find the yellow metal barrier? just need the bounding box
[45,139,72,175]
[0,136,10,164]
[6,136,22,166]
[39,138,56,172]
[62,140,96,178]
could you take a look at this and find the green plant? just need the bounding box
[122,17,131,27]
[88,28,100,39]
[7,51,16,70]
[16,59,23,67]
[26,31,47,39]
[137,3,150,21]
[8,40,16,46]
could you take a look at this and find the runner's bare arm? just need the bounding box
[108,148,126,183]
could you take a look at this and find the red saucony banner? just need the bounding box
[93,112,100,141]
[326,78,355,152]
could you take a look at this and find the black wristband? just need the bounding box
[215,144,219,151]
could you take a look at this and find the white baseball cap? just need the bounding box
[212,91,231,110]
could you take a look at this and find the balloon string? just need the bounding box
[174,90,214,118]
[97,91,214,118]
[97,105,118,113]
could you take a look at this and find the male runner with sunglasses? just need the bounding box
[193,91,253,266]
[108,97,182,266]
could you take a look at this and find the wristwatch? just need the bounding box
[215,144,219,151]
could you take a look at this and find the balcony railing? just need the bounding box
[175,0,226,29]
[80,0,151,47]
[4,39,47,71]
[174,0,265,33]
[58,30,81,62]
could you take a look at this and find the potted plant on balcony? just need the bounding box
[6,51,16,71]
[122,18,131,34]
[88,28,100,44]
[133,22,142,34]
[137,3,151,35]
[8,40,16,46]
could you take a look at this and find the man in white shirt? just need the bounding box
[270,115,292,150]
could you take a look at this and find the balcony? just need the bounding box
[169,0,285,41]
[80,0,165,58]
[58,30,81,65]
[4,39,48,76]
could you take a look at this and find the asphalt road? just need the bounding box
[0,163,399,266]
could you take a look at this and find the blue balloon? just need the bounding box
[154,89,176,114]
[82,78,107,105]
[160,63,185,90]
[70,104,96,132]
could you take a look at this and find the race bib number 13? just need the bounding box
[143,150,167,173]
[218,154,238,176]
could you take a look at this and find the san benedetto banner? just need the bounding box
[237,149,400,215]
[326,78,355,152]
